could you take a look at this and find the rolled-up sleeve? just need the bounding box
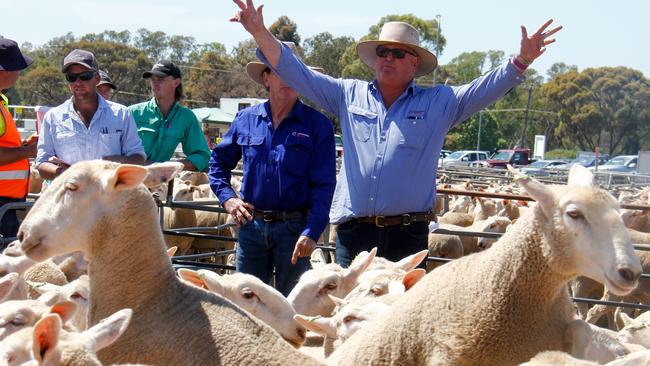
[182,113,211,171]
[301,116,337,242]
[208,121,241,205]
[120,109,146,157]
[35,111,55,167]
[257,44,346,117]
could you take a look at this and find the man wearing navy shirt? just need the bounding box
[209,43,336,296]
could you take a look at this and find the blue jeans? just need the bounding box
[0,197,22,249]
[335,220,429,268]
[237,217,310,297]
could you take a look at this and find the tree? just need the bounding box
[168,35,197,63]
[303,32,354,77]
[440,50,504,85]
[541,66,650,155]
[269,16,301,46]
[14,64,68,106]
[546,62,577,81]
[340,14,445,81]
[134,28,168,61]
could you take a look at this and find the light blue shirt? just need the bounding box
[258,44,525,224]
[36,95,145,167]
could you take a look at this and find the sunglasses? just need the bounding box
[375,46,418,59]
[65,71,96,83]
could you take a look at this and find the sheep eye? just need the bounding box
[369,287,383,296]
[566,210,584,220]
[70,292,84,300]
[325,283,337,291]
[10,317,25,326]
[65,182,78,191]
[242,290,256,300]
[0,271,7,278]
[342,315,356,324]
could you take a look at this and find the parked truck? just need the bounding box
[471,148,535,168]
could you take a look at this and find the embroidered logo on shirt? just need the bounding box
[292,132,311,139]
[406,110,426,120]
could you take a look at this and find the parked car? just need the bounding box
[554,154,610,170]
[472,148,535,168]
[335,134,343,158]
[442,150,490,168]
[520,159,569,176]
[588,155,637,173]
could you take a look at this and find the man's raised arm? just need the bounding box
[231,0,282,67]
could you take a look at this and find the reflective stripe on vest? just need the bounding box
[0,170,29,180]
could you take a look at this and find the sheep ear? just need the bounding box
[508,165,554,219]
[177,268,207,289]
[568,165,595,187]
[84,308,132,351]
[327,294,349,307]
[617,311,635,328]
[0,272,19,301]
[293,314,337,338]
[197,270,225,296]
[394,250,429,272]
[32,314,61,363]
[30,281,60,295]
[143,162,184,189]
[402,269,426,290]
[343,247,377,288]
[49,301,78,323]
[166,246,178,257]
[103,164,148,192]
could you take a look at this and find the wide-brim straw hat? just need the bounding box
[246,41,324,86]
[356,21,437,77]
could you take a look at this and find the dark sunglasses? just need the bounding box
[65,71,96,83]
[375,46,417,59]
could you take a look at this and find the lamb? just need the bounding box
[427,233,463,272]
[177,170,209,186]
[438,215,511,254]
[177,268,307,347]
[0,299,77,340]
[22,259,68,299]
[616,310,650,348]
[0,273,19,302]
[438,211,474,227]
[162,181,198,254]
[31,275,90,331]
[288,248,376,317]
[0,308,132,366]
[472,197,498,221]
[521,350,650,366]
[17,160,323,365]
[327,165,642,366]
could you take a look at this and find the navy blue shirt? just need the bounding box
[209,100,336,241]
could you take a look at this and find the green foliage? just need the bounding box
[544,149,578,159]
[269,16,301,46]
[445,112,501,153]
[303,32,355,78]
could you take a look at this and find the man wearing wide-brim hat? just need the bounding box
[208,42,336,297]
[0,38,37,243]
[231,1,562,267]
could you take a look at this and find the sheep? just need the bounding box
[177,170,209,186]
[616,310,650,348]
[0,299,77,341]
[472,197,498,221]
[0,308,132,366]
[0,273,19,302]
[438,211,474,227]
[31,275,90,331]
[344,268,425,302]
[177,268,307,347]
[17,160,323,365]
[54,252,89,282]
[499,199,521,221]
[161,181,199,255]
[326,165,642,366]
[475,216,513,250]
[521,349,650,366]
[438,215,511,254]
[23,259,68,299]
[427,232,463,272]
[287,248,376,317]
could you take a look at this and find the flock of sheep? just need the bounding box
[2,161,650,365]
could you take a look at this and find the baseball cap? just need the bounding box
[62,49,99,73]
[142,60,181,79]
[0,38,33,71]
[97,69,116,90]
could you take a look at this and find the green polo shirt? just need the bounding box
[129,98,210,171]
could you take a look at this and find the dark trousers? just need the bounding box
[335,220,429,268]
[236,217,311,297]
[0,197,23,250]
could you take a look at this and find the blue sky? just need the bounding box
[3,0,648,79]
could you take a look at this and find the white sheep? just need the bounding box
[427,233,463,272]
[177,170,209,186]
[17,160,324,365]
[616,310,650,348]
[162,181,198,255]
[31,275,90,331]
[177,268,307,347]
[288,248,377,317]
[0,273,19,302]
[0,299,77,341]
[327,165,642,366]
[0,308,132,366]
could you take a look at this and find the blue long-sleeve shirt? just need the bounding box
[209,100,336,241]
[257,44,525,224]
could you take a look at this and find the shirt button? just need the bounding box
[376,155,382,160]
[370,197,374,201]
[372,176,377,179]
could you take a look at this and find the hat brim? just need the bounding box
[142,70,171,79]
[97,81,117,90]
[62,62,96,73]
[246,62,325,86]
[356,40,437,78]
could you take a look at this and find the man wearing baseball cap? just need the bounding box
[209,42,336,296]
[97,69,117,100]
[232,1,562,268]
[36,49,145,180]
[0,38,36,242]
[129,61,210,171]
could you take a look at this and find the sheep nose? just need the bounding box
[618,267,641,284]
[17,229,24,242]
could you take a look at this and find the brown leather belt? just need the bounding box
[355,212,437,227]
[253,210,307,222]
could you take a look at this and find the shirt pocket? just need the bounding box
[99,132,122,157]
[54,128,80,163]
[347,105,377,142]
[137,127,157,150]
[162,129,184,152]
[397,117,428,149]
[283,134,313,177]
[236,134,265,163]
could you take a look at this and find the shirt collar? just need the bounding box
[150,97,179,120]
[370,79,417,95]
[253,99,305,123]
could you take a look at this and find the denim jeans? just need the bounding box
[0,197,22,249]
[335,220,429,268]
[236,217,311,297]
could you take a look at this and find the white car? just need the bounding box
[441,150,490,168]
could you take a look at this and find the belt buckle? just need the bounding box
[375,216,386,227]
[402,214,412,226]
[262,210,274,222]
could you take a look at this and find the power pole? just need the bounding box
[517,84,533,148]
[433,14,441,86]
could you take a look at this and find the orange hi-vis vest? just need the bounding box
[0,103,29,199]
